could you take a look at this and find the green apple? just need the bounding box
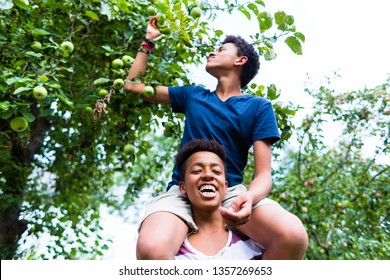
[113,78,124,89]
[123,143,135,154]
[164,121,174,129]
[31,41,42,52]
[60,41,74,53]
[147,6,157,16]
[10,117,29,132]
[111,58,124,69]
[190,7,202,18]
[84,106,93,113]
[163,128,173,137]
[121,55,134,66]
[33,86,47,100]
[142,85,155,97]
[98,89,109,97]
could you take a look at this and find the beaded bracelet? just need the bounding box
[143,36,155,47]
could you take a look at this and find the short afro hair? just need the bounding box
[175,139,228,181]
[222,35,260,88]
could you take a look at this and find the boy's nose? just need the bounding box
[202,169,214,180]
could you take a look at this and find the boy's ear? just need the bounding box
[179,181,187,195]
[234,56,248,66]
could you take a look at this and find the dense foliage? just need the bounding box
[269,77,389,259]
[0,0,302,259]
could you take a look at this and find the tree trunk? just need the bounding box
[0,116,49,259]
[0,152,28,259]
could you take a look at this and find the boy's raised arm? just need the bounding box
[124,16,169,104]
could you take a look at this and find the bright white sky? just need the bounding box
[195,0,390,105]
[101,0,390,260]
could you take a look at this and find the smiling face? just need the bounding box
[179,151,228,211]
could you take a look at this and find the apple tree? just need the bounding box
[269,77,390,259]
[0,0,303,259]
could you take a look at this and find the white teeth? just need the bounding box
[199,185,217,193]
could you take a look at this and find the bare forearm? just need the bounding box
[124,51,148,94]
[247,173,272,205]
[124,16,160,95]
[127,51,148,80]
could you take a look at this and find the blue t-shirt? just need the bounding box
[168,85,280,188]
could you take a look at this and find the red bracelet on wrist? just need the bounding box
[141,42,153,52]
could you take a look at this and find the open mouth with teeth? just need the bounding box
[198,184,218,198]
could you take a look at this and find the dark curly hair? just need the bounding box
[176,139,228,181]
[222,35,260,88]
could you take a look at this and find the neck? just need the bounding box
[215,76,242,101]
[192,207,225,232]
[188,207,229,256]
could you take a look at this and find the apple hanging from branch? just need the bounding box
[10,117,29,132]
[33,86,48,100]
[60,41,74,56]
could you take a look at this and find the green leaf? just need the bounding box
[281,107,296,115]
[180,31,192,47]
[0,101,11,110]
[13,87,31,95]
[247,3,258,15]
[46,81,61,89]
[25,51,43,58]
[0,111,12,119]
[32,28,51,36]
[38,75,49,83]
[274,11,286,25]
[264,48,277,61]
[255,0,265,7]
[93,78,111,85]
[294,32,306,42]
[60,66,74,73]
[6,77,19,85]
[20,108,36,122]
[258,12,273,33]
[285,15,295,25]
[156,1,168,13]
[101,45,114,53]
[14,101,31,107]
[238,6,251,20]
[56,92,74,108]
[85,10,99,21]
[13,0,29,10]
[285,36,303,55]
[215,30,224,37]
[267,84,277,100]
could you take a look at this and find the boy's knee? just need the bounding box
[280,215,309,252]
